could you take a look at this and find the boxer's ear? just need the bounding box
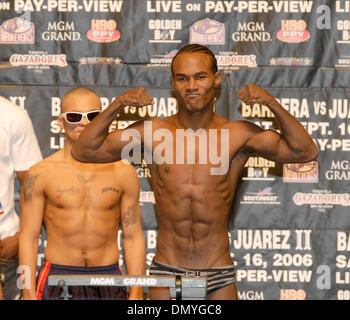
[57,114,65,132]
[214,71,221,88]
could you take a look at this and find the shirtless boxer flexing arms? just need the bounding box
[72,45,319,300]
[19,88,145,300]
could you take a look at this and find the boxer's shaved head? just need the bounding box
[61,87,101,113]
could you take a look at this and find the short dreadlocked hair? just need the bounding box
[171,44,218,76]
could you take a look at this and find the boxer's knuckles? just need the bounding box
[119,87,154,108]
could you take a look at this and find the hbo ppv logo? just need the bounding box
[280,289,306,300]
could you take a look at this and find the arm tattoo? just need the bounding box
[23,174,39,201]
[121,205,138,227]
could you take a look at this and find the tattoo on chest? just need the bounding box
[76,174,96,184]
[56,186,80,198]
[121,205,137,227]
[23,174,39,201]
[101,186,119,194]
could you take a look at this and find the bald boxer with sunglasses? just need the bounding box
[19,87,145,300]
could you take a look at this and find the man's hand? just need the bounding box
[128,287,144,300]
[237,83,274,106]
[22,291,38,300]
[0,233,19,261]
[114,87,154,108]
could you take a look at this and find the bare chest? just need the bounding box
[148,163,235,204]
[45,167,122,210]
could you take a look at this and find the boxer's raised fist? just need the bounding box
[237,83,274,105]
[115,87,154,108]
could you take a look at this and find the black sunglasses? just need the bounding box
[61,110,101,124]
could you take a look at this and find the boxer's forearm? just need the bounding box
[123,234,146,300]
[265,97,319,160]
[238,84,319,161]
[72,97,125,162]
[73,87,154,163]
[18,235,39,300]
[123,235,146,276]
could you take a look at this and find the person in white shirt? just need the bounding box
[0,96,42,299]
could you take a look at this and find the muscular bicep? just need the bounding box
[75,122,144,164]
[245,128,303,163]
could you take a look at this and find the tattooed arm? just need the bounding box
[119,164,145,300]
[18,164,45,300]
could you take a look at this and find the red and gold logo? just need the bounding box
[277,20,310,43]
[283,161,318,183]
[87,19,120,43]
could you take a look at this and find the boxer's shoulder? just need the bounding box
[26,150,74,185]
[27,151,59,174]
[112,160,139,179]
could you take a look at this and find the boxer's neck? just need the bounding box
[176,105,215,130]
